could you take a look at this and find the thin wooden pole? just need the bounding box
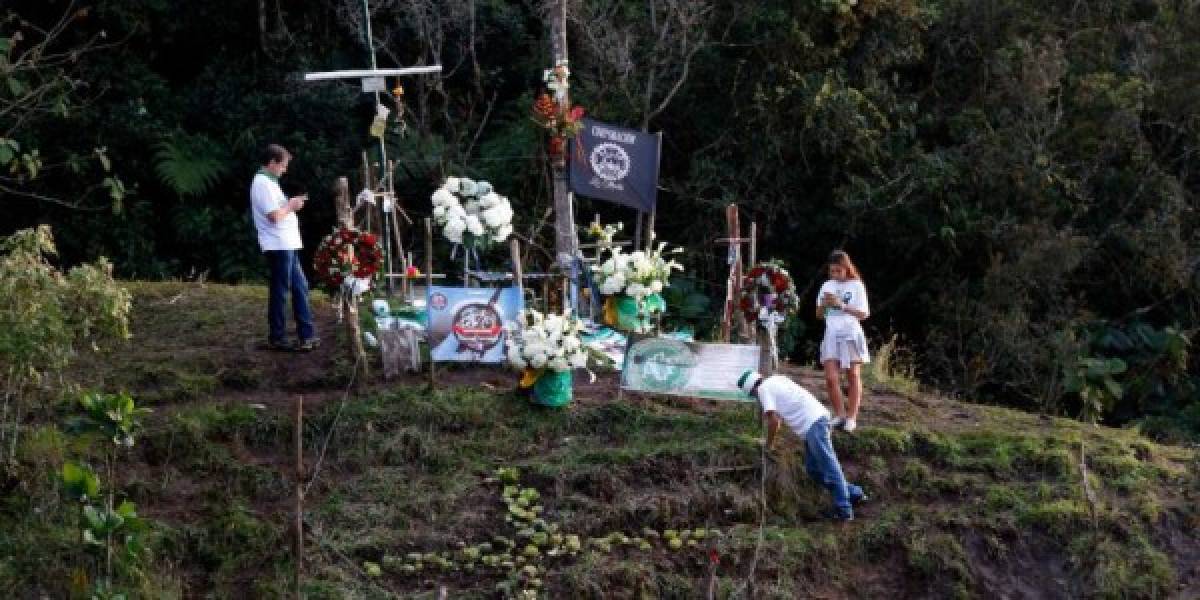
[633,211,643,252]
[720,205,741,343]
[334,177,352,229]
[345,297,369,382]
[562,277,571,314]
[510,237,524,299]
[748,221,758,344]
[293,395,304,598]
[388,159,405,298]
[645,207,656,251]
[360,152,372,232]
[749,222,757,269]
[425,218,436,390]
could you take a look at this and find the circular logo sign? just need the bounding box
[451,302,504,353]
[429,292,448,311]
[623,338,695,393]
[589,142,631,182]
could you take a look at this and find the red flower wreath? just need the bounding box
[739,261,800,323]
[313,226,383,293]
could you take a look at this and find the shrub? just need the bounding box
[0,226,131,460]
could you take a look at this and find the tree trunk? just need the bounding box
[548,0,578,272]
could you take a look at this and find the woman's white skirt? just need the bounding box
[820,327,871,370]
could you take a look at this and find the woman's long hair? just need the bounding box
[828,250,862,281]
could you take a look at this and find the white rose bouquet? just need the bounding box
[431,176,515,248]
[505,309,589,373]
[591,242,684,300]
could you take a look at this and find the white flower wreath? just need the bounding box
[430,177,515,248]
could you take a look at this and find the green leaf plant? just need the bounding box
[60,391,151,598]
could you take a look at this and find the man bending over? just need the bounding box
[737,370,867,521]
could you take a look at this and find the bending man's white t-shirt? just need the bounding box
[757,375,830,438]
[250,173,302,251]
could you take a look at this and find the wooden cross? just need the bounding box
[714,204,757,343]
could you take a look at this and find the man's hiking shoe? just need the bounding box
[295,338,320,352]
[266,339,293,352]
[852,493,869,506]
[821,509,854,522]
[830,416,846,429]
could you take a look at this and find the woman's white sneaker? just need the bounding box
[842,418,858,433]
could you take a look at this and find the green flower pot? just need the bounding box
[611,293,666,332]
[532,369,573,407]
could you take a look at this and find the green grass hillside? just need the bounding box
[2,282,1197,599]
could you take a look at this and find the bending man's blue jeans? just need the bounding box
[265,249,315,344]
[804,416,864,518]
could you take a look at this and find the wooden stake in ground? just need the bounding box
[293,395,304,599]
[334,180,369,382]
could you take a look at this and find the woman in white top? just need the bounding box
[815,250,870,432]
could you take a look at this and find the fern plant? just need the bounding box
[153,132,230,198]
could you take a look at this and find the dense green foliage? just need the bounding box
[0,226,131,460]
[2,0,1196,434]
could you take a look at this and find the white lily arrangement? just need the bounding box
[505,309,589,373]
[592,242,685,300]
[430,176,515,248]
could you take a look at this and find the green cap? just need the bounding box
[736,369,755,391]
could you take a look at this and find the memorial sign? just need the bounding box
[620,338,761,401]
[427,286,522,363]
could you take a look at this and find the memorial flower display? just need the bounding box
[739,261,800,324]
[313,226,383,295]
[505,309,589,407]
[739,260,800,372]
[431,177,515,248]
[591,242,684,333]
[533,61,585,161]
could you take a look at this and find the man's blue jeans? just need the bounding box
[265,250,315,344]
[805,416,864,518]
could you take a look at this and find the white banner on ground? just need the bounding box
[620,338,760,401]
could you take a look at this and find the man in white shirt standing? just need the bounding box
[738,369,867,521]
[251,144,318,351]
